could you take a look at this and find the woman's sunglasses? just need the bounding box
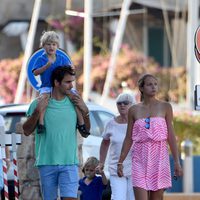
[117,101,129,106]
[145,117,150,129]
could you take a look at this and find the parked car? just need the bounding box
[0,102,115,199]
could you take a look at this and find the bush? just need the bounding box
[174,113,200,155]
[0,58,22,103]
[74,45,187,103]
[0,46,187,106]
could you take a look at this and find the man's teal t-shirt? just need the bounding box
[27,97,79,166]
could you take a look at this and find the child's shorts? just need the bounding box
[39,87,52,94]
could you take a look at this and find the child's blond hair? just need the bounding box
[82,157,99,173]
[40,31,59,47]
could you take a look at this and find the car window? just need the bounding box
[97,111,114,128]
[89,112,101,137]
[3,113,26,133]
[90,111,114,137]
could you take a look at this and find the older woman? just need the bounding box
[96,93,135,200]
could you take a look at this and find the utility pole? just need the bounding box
[14,0,42,103]
[186,0,200,109]
[83,0,93,101]
[100,0,132,104]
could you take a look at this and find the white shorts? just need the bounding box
[39,87,52,94]
[110,175,134,200]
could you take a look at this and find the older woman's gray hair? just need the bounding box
[116,93,136,105]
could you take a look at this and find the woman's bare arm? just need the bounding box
[117,106,134,177]
[166,102,183,177]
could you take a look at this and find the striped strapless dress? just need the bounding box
[131,117,171,191]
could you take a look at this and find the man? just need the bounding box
[23,66,90,200]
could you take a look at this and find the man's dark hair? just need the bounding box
[51,65,76,87]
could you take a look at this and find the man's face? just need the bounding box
[56,74,75,95]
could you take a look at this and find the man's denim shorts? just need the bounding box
[38,165,79,199]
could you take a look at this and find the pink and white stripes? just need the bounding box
[131,117,172,191]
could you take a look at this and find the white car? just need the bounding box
[0,102,114,198]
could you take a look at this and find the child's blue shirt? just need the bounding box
[79,175,107,200]
[32,52,69,88]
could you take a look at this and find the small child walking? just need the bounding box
[78,157,108,200]
[32,31,89,137]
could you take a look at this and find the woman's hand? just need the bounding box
[174,162,183,178]
[117,163,124,177]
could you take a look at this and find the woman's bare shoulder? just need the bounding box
[158,100,172,112]
[129,102,142,111]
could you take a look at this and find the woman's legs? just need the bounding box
[133,187,164,200]
[133,187,148,200]
[149,189,164,200]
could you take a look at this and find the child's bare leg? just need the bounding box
[38,93,50,133]
[39,93,50,125]
[39,111,45,126]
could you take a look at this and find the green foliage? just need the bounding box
[74,45,187,103]
[0,57,22,103]
[174,113,200,154]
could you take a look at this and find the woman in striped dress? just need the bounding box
[117,74,183,200]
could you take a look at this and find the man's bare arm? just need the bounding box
[23,97,48,136]
[82,110,90,131]
[69,93,91,131]
[23,108,40,136]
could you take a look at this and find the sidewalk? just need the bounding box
[164,193,200,200]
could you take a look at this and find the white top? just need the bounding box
[102,118,132,176]
[0,115,5,159]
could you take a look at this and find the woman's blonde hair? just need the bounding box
[40,31,59,47]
